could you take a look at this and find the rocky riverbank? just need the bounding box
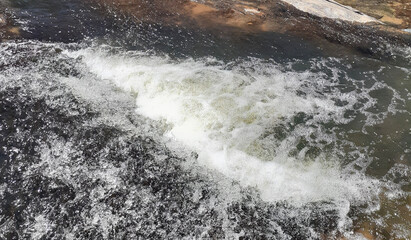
[89,0,410,60]
[2,0,410,52]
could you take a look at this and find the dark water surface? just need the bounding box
[0,0,410,239]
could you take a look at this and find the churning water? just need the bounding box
[0,0,410,239]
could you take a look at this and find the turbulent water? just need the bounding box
[0,0,410,239]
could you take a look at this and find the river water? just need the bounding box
[0,0,410,239]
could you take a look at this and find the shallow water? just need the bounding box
[0,0,410,239]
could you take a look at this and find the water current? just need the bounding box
[0,0,410,239]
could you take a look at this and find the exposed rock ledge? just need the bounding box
[281,0,378,23]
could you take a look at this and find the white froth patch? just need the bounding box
[66,48,378,205]
[27,215,53,240]
[25,138,123,192]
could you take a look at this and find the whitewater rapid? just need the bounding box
[66,47,389,206]
[1,39,409,239]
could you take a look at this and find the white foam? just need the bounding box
[27,215,53,240]
[66,47,378,205]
